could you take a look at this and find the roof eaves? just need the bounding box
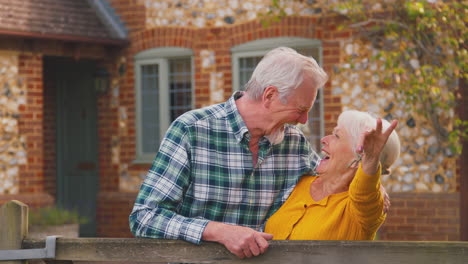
[86,0,128,40]
[0,29,129,46]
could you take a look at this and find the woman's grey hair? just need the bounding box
[337,110,401,171]
[244,47,329,103]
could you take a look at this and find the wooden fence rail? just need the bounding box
[2,200,468,264]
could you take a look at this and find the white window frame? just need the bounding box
[134,47,194,163]
[231,37,324,148]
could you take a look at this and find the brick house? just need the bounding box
[0,0,466,240]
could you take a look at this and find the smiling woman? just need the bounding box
[265,110,400,240]
[316,125,357,178]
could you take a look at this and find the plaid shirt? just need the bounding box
[129,92,318,244]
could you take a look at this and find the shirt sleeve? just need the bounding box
[129,120,209,244]
[348,163,385,231]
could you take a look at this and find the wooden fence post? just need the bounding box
[0,200,29,264]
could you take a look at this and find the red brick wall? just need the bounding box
[0,193,53,209]
[107,0,145,32]
[379,193,460,241]
[94,54,133,237]
[18,54,46,195]
[96,58,122,193]
[97,192,136,237]
[1,52,48,209]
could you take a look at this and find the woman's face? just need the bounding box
[315,125,356,175]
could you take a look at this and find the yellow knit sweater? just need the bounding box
[264,165,385,240]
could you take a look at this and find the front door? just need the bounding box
[49,57,99,237]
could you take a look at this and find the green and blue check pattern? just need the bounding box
[129,92,318,244]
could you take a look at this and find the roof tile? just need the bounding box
[0,0,123,40]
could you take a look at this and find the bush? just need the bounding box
[29,206,88,226]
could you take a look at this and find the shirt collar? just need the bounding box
[225,91,249,143]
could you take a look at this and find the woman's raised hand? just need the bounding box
[358,119,398,175]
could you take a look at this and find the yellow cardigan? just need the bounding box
[264,165,385,240]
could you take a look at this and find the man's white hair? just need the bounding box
[244,47,328,103]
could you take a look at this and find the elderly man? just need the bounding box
[129,47,329,258]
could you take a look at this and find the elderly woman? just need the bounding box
[264,110,400,240]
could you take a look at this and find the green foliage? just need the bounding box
[267,0,468,154]
[449,119,468,154]
[29,206,88,226]
[259,0,287,27]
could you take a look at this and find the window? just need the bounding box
[232,38,324,151]
[134,48,194,163]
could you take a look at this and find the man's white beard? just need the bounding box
[266,126,285,145]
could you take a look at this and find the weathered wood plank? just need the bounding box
[0,200,29,264]
[22,238,468,264]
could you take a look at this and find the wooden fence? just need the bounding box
[2,200,468,264]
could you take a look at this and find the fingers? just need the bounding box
[384,197,391,214]
[380,185,391,214]
[247,236,260,257]
[256,233,272,254]
[384,119,398,137]
[229,231,270,259]
[375,118,383,134]
[243,247,253,258]
[379,119,398,147]
[246,233,270,257]
[359,119,398,150]
[375,118,399,137]
[204,222,270,259]
[383,191,390,213]
[230,244,249,259]
[260,232,274,240]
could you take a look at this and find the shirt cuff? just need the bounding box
[175,217,210,245]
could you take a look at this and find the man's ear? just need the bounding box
[262,86,277,108]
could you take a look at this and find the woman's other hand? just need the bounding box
[358,119,398,175]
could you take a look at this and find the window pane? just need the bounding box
[141,64,160,153]
[169,58,192,121]
[238,56,262,90]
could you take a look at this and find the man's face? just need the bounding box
[266,74,318,140]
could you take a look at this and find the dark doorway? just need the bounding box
[44,57,99,237]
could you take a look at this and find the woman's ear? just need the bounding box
[262,86,277,108]
[382,167,391,175]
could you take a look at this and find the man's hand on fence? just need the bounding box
[380,185,391,214]
[202,221,273,259]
